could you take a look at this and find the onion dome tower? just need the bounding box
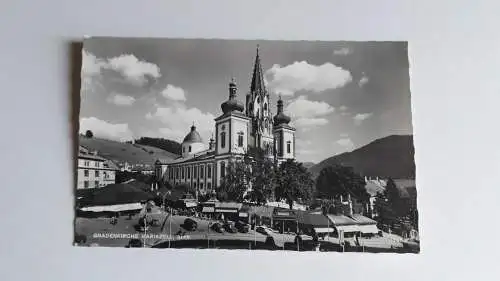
[221,77,244,114]
[272,95,296,162]
[273,95,291,125]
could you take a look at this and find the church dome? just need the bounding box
[221,78,244,114]
[183,125,203,143]
[274,112,291,125]
[221,99,244,114]
[273,96,291,125]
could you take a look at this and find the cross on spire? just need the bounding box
[250,44,266,95]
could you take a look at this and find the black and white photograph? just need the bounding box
[75,38,419,253]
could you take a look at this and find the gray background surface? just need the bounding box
[1,0,499,280]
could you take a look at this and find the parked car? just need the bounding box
[256,226,275,236]
[224,221,238,233]
[402,239,420,252]
[210,222,224,233]
[183,218,198,231]
[235,221,249,233]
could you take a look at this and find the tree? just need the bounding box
[373,191,397,229]
[244,147,275,205]
[85,130,93,138]
[315,164,369,202]
[275,159,314,209]
[134,137,182,155]
[385,178,400,205]
[218,159,249,202]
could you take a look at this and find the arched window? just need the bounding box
[189,146,192,152]
[287,141,291,154]
[187,166,191,179]
[220,162,226,178]
[221,132,226,148]
[237,131,244,147]
[264,103,268,111]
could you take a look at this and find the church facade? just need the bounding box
[155,47,296,195]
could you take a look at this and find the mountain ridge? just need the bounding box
[309,135,415,179]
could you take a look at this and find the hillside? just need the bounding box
[302,162,316,169]
[309,135,415,179]
[134,137,182,155]
[79,136,179,166]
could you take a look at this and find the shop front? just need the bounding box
[214,202,243,221]
[272,209,298,234]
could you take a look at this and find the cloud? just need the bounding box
[146,105,215,142]
[339,105,350,116]
[79,117,133,141]
[336,138,354,149]
[353,113,373,125]
[106,93,136,106]
[265,61,352,96]
[82,50,106,76]
[358,75,369,87]
[161,84,186,101]
[286,96,334,119]
[81,50,161,87]
[285,96,334,129]
[107,54,161,85]
[340,133,349,138]
[294,118,329,128]
[333,47,351,56]
[81,50,106,93]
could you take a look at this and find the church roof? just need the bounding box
[183,125,203,143]
[273,95,292,126]
[169,150,215,165]
[250,45,266,95]
[221,77,244,114]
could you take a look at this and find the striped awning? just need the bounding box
[335,225,360,233]
[358,224,379,234]
[202,207,215,213]
[185,202,197,208]
[216,209,238,213]
[80,203,143,212]
[313,227,335,233]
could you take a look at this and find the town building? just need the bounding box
[77,146,118,189]
[155,46,296,195]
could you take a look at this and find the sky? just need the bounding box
[80,38,413,163]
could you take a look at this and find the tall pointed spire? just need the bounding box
[250,44,266,95]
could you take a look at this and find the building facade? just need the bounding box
[155,47,296,195]
[77,146,118,189]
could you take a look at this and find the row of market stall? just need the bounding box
[75,180,381,238]
[200,203,381,238]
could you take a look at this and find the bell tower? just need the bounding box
[245,45,274,156]
[273,95,296,163]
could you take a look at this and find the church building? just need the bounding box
[155,46,296,195]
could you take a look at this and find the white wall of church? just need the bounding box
[182,142,205,158]
[231,118,249,154]
[216,121,230,155]
[216,159,228,187]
